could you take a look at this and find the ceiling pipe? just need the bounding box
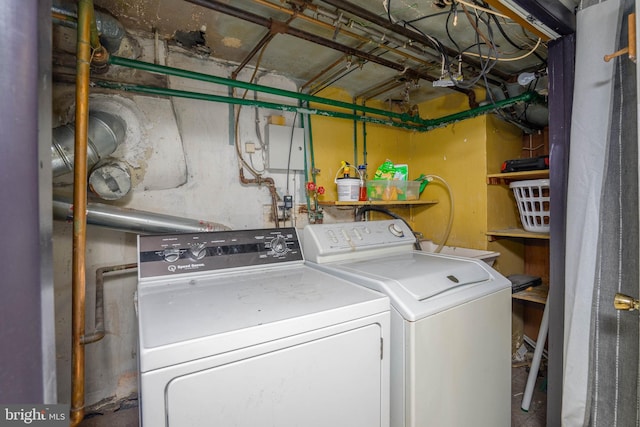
[183,0,472,94]
[53,196,231,234]
[52,111,126,177]
[107,55,421,124]
[95,80,540,132]
[231,13,300,80]
[301,41,368,92]
[356,78,407,102]
[96,81,430,130]
[319,0,512,82]
[250,0,439,69]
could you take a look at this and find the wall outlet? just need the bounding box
[245,142,256,153]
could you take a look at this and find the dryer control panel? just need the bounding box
[138,227,303,280]
[303,220,416,264]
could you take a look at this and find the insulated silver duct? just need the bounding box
[53,197,231,234]
[51,111,126,177]
[52,5,126,52]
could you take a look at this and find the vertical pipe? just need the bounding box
[352,103,358,166]
[71,0,96,424]
[361,100,368,168]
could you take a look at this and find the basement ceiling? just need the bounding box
[61,0,577,127]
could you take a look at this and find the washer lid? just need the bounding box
[338,253,491,300]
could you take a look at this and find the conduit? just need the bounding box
[70,1,95,425]
[53,197,231,234]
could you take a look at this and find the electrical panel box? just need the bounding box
[267,124,305,171]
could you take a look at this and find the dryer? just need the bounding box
[303,220,512,427]
[136,227,390,427]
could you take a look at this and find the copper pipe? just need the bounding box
[239,169,280,228]
[71,1,102,425]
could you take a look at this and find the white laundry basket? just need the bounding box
[509,179,550,233]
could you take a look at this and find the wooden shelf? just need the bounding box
[512,284,548,305]
[487,228,550,240]
[487,169,549,185]
[319,200,438,207]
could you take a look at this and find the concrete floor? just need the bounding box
[78,365,547,427]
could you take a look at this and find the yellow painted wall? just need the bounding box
[309,87,411,202]
[407,94,524,276]
[307,88,525,276]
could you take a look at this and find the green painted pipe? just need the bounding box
[95,81,428,131]
[107,56,542,132]
[422,91,542,131]
[108,55,419,124]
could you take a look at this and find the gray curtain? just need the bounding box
[587,0,639,424]
[565,0,639,425]
[577,0,639,425]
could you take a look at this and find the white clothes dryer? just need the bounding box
[136,227,390,427]
[303,220,512,427]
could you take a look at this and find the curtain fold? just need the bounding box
[564,0,639,425]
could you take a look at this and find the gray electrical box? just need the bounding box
[267,124,305,170]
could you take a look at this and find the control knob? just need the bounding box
[270,236,288,255]
[388,223,405,237]
[188,243,207,261]
[163,248,181,263]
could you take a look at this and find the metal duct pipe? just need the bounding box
[52,197,231,234]
[52,5,126,52]
[52,111,126,177]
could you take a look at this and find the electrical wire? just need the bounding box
[462,37,542,61]
[451,0,510,19]
[489,14,546,63]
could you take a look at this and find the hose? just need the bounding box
[424,174,454,253]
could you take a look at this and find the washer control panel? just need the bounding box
[138,227,302,279]
[303,220,416,263]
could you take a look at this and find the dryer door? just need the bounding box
[165,323,384,427]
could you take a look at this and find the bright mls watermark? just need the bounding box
[0,405,69,426]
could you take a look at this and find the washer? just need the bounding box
[303,220,512,427]
[136,227,390,427]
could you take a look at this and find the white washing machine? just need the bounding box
[136,227,390,427]
[303,220,512,427]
